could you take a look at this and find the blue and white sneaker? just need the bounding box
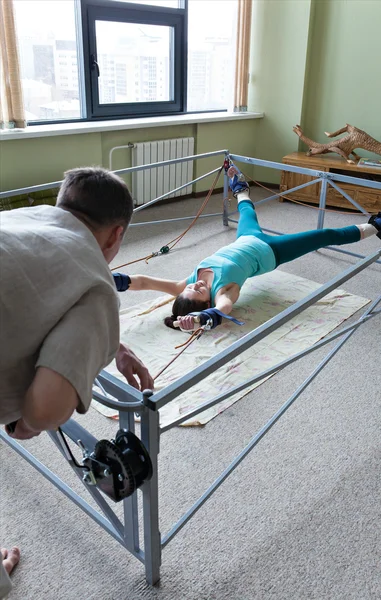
[368,212,381,239]
[227,162,250,197]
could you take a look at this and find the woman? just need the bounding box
[114,164,381,332]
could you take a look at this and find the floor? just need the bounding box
[1,187,381,600]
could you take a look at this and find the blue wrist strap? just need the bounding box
[190,308,245,330]
[113,273,131,292]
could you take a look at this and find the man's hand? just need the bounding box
[116,343,154,391]
[6,418,41,440]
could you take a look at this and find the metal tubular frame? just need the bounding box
[1,151,380,585]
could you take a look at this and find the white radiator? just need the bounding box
[132,137,194,206]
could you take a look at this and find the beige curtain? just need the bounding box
[0,0,26,128]
[234,0,253,112]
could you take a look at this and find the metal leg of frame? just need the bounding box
[223,182,229,227]
[119,411,140,554]
[317,175,328,229]
[223,151,230,226]
[140,396,161,585]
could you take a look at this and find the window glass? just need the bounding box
[187,0,237,112]
[95,20,173,104]
[14,0,82,121]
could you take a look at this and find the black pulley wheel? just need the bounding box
[88,430,153,502]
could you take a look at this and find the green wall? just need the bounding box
[247,0,381,180]
[2,0,381,194]
[248,0,312,183]
[0,133,102,191]
[0,120,259,193]
[302,0,381,158]
[193,120,258,191]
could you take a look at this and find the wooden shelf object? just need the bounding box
[280,152,381,212]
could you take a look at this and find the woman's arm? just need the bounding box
[214,284,241,314]
[214,295,234,314]
[129,274,187,296]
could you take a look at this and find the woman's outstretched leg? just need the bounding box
[268,227,360,265]
[267,214,381,266]
[228,162,381,264]
[228,164,265,238]
[236,200,264,238]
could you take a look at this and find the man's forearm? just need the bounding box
[22,367,79,432]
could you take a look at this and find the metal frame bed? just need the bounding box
[1,150,380,585]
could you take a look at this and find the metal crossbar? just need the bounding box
[1,150,380,586]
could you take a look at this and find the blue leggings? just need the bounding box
[236,201,361,266]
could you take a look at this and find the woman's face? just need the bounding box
[181,279,211,304]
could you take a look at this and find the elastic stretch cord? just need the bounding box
[153,328,205,381]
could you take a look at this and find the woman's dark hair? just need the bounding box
[164,294,210,330]
[56,167,133,231]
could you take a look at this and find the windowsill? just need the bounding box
[0,111,264,141]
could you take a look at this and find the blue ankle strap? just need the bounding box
[229,173,249,196]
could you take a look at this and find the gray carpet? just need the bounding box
[1,190,381,600]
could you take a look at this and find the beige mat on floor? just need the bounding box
[92,270,369,427]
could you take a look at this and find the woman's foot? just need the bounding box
[368,212,381,239]
[227,163,250,197]
[1,547,20,576]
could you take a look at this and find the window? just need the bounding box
[14,0,237,124]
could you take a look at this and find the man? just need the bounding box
[0,167,154,596]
